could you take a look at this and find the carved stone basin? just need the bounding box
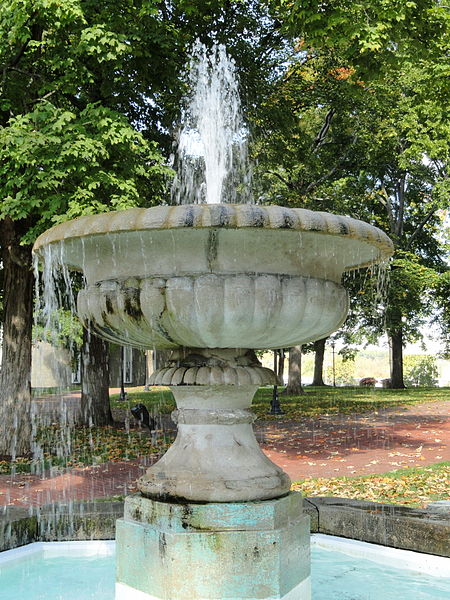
[34,204,393,502]
[34,203,392,350]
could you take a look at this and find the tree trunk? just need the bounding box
[389,328,406,389]
[285,345,304,395]
[80,325,113,426]
[311,337,327,386]
[278,349,285,384]
[0,218,33,457]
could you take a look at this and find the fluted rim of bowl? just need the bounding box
[33,203,394,263]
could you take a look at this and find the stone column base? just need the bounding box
[116,492,310,600]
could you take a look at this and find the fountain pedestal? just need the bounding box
[137,384,290,503]
[116,493,310,600]
[117,371,310,599]
[116,377,310,599]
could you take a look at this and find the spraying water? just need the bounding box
[172,40,253,205]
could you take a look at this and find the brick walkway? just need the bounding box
[260,400,450,480]
[1,400,449,507]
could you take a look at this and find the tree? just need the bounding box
[0,1,172,455]
[0,1,286,454]
[0,218,33,457]
[403,355,438,387]
[435,270,450,356]
[325,355,357,387]
[253,10,450,386]
[80,326,113,426]
[311,337,328,386]
[285,345,304,395]
[272,0,450,73]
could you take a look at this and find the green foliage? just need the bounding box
[253,4,449,363]
[33,308,83,349]
[325,355,357,386]
[404,354,439,387]
[110,385,450,418]
[385,252,439,339]
[0,0,285,240]
[0,424,171,473]
[0,0,180,241]
[0,102,170,241]
[435,270,450,356]
[273,0,450,73]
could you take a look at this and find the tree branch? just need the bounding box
[394,174,406,238]
[304,134,357,195]
[405,205,438,250]
[311,108,336,153]
[267,170,294,189]
[376,184,395,235]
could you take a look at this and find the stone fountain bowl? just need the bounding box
[33,204,393,353]
[34,204,393,502]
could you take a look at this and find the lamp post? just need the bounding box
[120,346,128,402]
[331,340,336,387]
[270,349,284,415]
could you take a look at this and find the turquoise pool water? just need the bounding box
[312,546,450,599]
[0,544,449,599]
[0,554,115,600]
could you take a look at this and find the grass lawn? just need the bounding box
[110,385,450,419]
[292,462,450,508]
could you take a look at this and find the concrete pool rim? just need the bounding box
[1,496,449,558]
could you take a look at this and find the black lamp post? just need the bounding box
[119,346,128,402]
[269,349,284,415]
[331,340,336,387]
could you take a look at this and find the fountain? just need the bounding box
[33,44,393,600]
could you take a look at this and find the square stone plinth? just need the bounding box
[116,492,310,600]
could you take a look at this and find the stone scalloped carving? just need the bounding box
[149,365,276,386]
[77,274,349,350]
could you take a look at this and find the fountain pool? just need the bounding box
[1,537,449,600]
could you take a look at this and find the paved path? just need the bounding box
[259,400,450,480]
[1,400,449,507]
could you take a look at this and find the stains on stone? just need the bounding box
[218,204,231,226]
[131,506,142,522]
[280,210,295,229]
[248,205,265,227]
[253,546,260,559]
[123,287,143,321]
[153,307,176,344]
[206,229,219,270]
[181,505,193,530]
[184,206,195,227]
[339,221,349,235]
[105,295,114,314]
[159,532,167,558]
